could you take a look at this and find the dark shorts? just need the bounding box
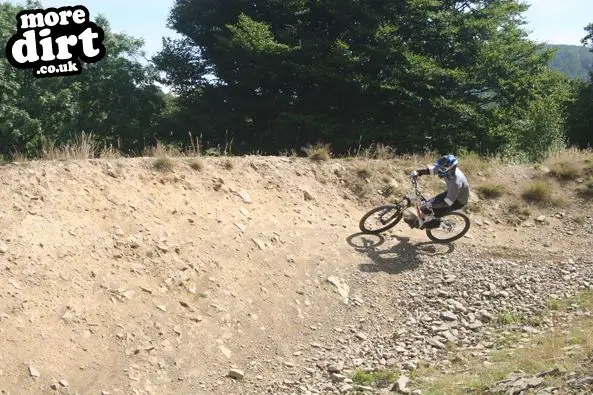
[431,191,466,217]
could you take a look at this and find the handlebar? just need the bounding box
[409,175,426,201]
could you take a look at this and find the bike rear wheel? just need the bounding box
[425,211,471,243]
[359,204,403,234]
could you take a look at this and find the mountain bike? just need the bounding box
[358,176,471,243]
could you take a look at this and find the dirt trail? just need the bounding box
[0,156,589,394]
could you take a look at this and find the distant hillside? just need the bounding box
[546,44,593,81]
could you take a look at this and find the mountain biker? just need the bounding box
[403,154,470,229]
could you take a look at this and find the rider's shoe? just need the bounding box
[423,217,441,229]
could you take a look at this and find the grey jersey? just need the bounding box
[428,165,470,205]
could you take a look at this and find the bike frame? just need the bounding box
[360,175,468,240]
[399,177,435,228]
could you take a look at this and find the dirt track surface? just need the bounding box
[0,156,590,394]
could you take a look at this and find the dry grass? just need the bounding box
[457,151,489,176]
[397,150,439,170]
[544,149,593,182]
[188,159,203,171]
[389,149,501,179]
[153,157,174,172]
[41,132,99,160]
[304,142,332,161]
[573,215,587,225]
[10,150,27,162]
[414,291,593,395]
[462,201,483,215]
[356,166,372,179]
[187,131,203,156]
[223,159,233,170]
[521,181,558,207]
[548,161,581,181]
[350,182,372,199]
[477,183,507,199]
[506,200,531,224]
[99,144,122,159]
[355,143,397,160]
[577,180,593,199]
[279,148,297,157]
[379,183,397,198]
[144,141,185,158]
[544,147,593,163]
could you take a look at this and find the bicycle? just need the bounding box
[358,176,471,243]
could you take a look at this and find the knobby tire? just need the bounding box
[359,204,403,234]
[425,211,471,243]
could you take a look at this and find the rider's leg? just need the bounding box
[428,192,448,218]
[434,200,464,217]
[405,192,447,229]
[423,192,463,229]
[426,200,464,228]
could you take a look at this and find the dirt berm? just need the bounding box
[0,155,591,395]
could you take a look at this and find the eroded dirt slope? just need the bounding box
[0,155,590,395]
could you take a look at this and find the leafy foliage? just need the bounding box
[564,23,593,149]
[0,0,166,158]
[0,0,591,160]
[154,0,565,156]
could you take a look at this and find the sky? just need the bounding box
[26,0,591,61]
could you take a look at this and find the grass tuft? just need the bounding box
[521,181,555,206]
[544,149,593,182]
[458,151,487,175]
[352,369,398,388]
[189,159,203,171]
[414,291,593,395]
[357,143,397,160]
[577,179,593,199]
[506,200,531,225]
[356,166,372,179]
[99,144,122,159]
[145,141,184,158]
[153,157,174,172]
[279,148,297,157]
[548,161,581,181]
[42,131,99,160]
[477,183,506,199]
[304,143,332,161]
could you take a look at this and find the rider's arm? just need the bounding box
[412,165,436,177]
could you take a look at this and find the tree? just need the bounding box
[0,1,42,157]
[61,14,167,154]
[0,0,166,158]
[155,0,558,156]
[565,23,593,149]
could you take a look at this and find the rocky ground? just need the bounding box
[261,235,593,395]
[0,155,591,395]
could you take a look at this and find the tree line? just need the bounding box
[547,44,593,81]
[1,0,592,162]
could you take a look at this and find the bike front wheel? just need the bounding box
[425,211,471,243]
[359,204,403,234]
